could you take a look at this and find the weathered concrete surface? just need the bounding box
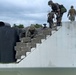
[0,22,76,67]
[17,21,76,67]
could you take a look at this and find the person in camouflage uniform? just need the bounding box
[48,0,66,26]
[67,6,76,21]
[47,11,55,28]
[27,25,37,38]
[48,0,61,26]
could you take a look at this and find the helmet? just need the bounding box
[71,5,73,8]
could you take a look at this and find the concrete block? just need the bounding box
[20,37,31,43]
[16,42,27,46]
[31,38,41,43]
[27,43,36,48]
[21,47,31,52]
[42,28,52,36]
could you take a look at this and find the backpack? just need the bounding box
[59,5,67,13]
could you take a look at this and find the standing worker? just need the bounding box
[48,0,67,26]
[67,6,76,21]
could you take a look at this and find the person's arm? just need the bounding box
[74,9,76,16]
[67,10,70,17]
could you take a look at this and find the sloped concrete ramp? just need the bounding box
[0,21,76,68]
[18,22,76,67]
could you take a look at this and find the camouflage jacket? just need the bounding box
[68,8,76,16]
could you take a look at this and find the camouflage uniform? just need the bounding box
[47,11,55,28]
[27,25,37,38]
[67,6,76,21]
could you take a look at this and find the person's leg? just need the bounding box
[50,20,53,28]
[72,15,75,21]
[60,13,63,26]
[49,20,53,28]
[49,22,52,28]
[69,15,73,22]
[57,18,61,26]
[56,14,61,26]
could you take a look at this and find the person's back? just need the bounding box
[27,25,37,38]
[0,22,19,63]
[69,8,76,16]
[67,6,76,21]
[48,0,59,12]
[29,25,36,34]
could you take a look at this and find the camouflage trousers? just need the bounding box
[69,15,75,21]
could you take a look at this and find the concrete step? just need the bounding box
[15,50,26,59]
[15,46,31,51]
[15,47,31,59]
[16,42,27,46]
[21,47,31,52]
[27,42,36,48]
[20,37,31,43]
[31,38,41,43]
[42,28,52,36]
[15,46,21,51]
[15,27,60,61]
[35,34,45,39]
[26,52,31,56]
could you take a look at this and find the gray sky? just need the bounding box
[0,0,76,27]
